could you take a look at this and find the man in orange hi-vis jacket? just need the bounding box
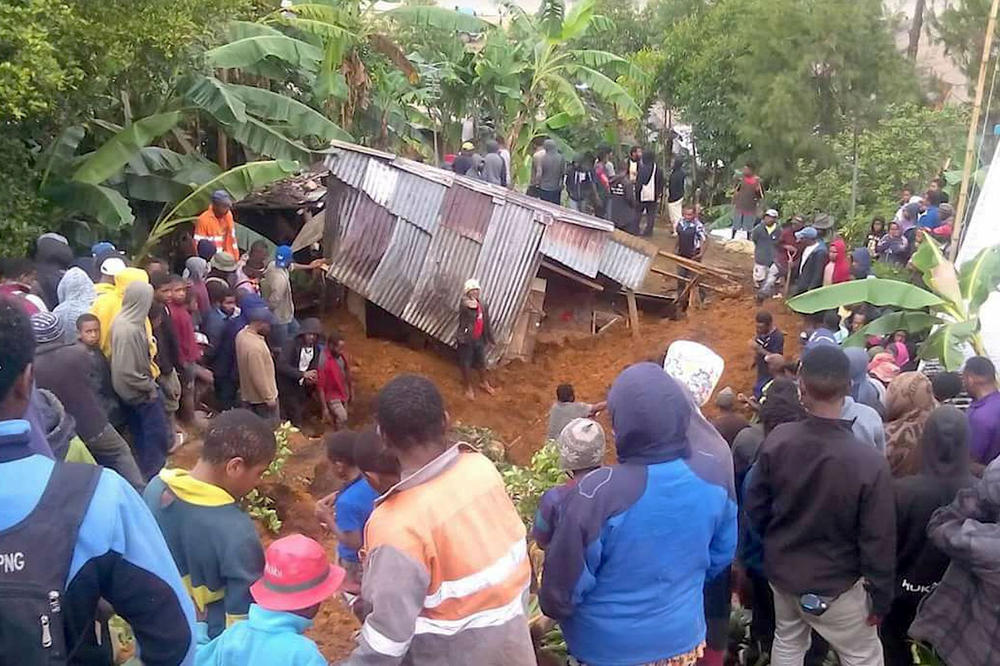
[194,190,240,261]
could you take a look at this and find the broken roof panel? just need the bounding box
[539,219,608,278]
[599,231,658,289]
[438,185,494,243]
[325,183,396,294]
[367,219,432,316]
[387,170,446,233]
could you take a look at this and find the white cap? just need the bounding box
[100,257,126,277]
[765,208,779,218]
[464,278,481,293]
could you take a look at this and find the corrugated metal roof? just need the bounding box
[326,150,369,188]
[401,226,481,345]
[367,220,432,316]
[326,190,396,294]
[598,231,658,290]
[439,185,494,242]
[360,158,398,207]
[474,203,545,356]
[387,170,445,232]
[539,220,608,278]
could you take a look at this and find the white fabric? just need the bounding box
[639,164,657,202]
[423,539,527,609]
[800,242,819,270]
[361,620,412,657]
[414,591,526,637]
[297,346,315,373]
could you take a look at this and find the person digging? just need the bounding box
[456,278,496,400]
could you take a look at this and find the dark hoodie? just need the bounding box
[33,388,78,461]
[893,406,976,597]
[538,139,565,192]
[539,363,737,666]
[35,234,75,310]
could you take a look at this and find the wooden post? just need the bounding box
[950,0,1000,260]
[626,289,640,337]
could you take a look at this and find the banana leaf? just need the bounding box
[227,117,314,164]
[72,112,183,186]
[125,175,192,203]
[919,318,979,371]
[204,36,323,75]
[385,5,491,32]
[909,238,963,312]
[786,278,943,313]
[564,65,641,118]
[842,311,941,347]
[227,84,352,141]
[959,245,1000,312]
[45,182,135,229]
[171,156,224,188]
[39,125,85,187]
[183,75,248,127]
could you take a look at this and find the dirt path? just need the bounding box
[169,239,799,661]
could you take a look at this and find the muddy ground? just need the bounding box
[169,234,802,661]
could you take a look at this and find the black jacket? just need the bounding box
[34,341,108,441]
[456,299,494,346]
[276,337,321,384]
[746,414,896,615]
[792,244,828,296]
[894,406,976,599]
[635,159,665,201]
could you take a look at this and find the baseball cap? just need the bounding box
[795,226,819,240]
[100,256,127,277]
[274,245,293,269]
[91,241,116,257]
[30,312,63,345]
[556,418,606,472]
[461,141,475,151]
[764,208,779,218]
[211,189,233,206]
[463,278,481,293]
[250,534,345,612]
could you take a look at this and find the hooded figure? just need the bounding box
[885,372,936,476]
[850,247,872,280]
[539,362,737,666]
[111,282,158,405]
[32,388,92,463]
[92,267,152,357]
[845,347,883,416]
[480,140,507,187]
[536,139,565,201]
[34,234,74,310]
[908,456,1000,666]
[53,267,96,343]
[183,256,211,316]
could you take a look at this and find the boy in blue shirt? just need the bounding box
[196,533,345,665]
[315,430,379,592]
[531,418,606,549]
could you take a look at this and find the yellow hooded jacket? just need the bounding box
[90,268,159,378]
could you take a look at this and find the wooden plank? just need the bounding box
[648,265,731,294]
[540,260,604,291]
[626,289,640,337]
[656,250,741,279]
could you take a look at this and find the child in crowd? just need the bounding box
[867,217,885,256]
[317,331,352,430]
[144,409,276,639]
[546,383,606,441]
[151,271,184,446]
[354,428,401,495]
[168,274,202,424]
[532,417,606,549]
[76,313,125,431]
[195,534,345,666]
[315,431,379,593]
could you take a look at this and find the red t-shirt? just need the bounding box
[472,303,485,340]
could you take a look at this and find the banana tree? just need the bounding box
[787,239,1000,369]
[498,0,644,178]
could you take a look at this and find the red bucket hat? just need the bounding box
[250,534,346,612]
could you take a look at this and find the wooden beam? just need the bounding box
[540,260,604,291]
[656,250,741,279]
[626,289,640,337]
[648,266,732,294]
[597,316,622,335]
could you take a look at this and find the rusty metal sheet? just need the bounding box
[401,226,481,346]
[325,191,396,293]
[386,170,446,233]
[366,219,431,316]
[473,203,544,355]
[325,149,369,188]
[539,219,608,277]
[438,184,494,242]
[360,158,398,207]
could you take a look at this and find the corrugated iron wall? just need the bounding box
[321,144,652,357]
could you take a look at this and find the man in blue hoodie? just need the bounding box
[539,362,738,666]
[0,297,196,665]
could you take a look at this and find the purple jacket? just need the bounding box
[968,390,1000,465]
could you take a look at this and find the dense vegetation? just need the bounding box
[0,0,990,251]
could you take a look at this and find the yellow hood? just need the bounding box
[158,468,235,507]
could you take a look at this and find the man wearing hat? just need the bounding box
[452,141,477,177]
[456,278,495,400]
[236,306,279,425]
[194,190,240,261]
[197,533,345,665]
[275,317,324,428]
[791,224,829,297]
[751,208,781,290]
[206,251,238,291]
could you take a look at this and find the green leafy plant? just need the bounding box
[497,444,566,524]
[787,241,1000,369]
[242,421,297,534]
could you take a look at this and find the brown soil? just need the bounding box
[167,237,801,662]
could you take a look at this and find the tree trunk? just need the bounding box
[907,0,926,60]
[217,69,229,170]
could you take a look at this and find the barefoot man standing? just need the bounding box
[457,278,495,400]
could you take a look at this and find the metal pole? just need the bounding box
[950,0,1000,260]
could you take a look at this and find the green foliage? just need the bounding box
[786,278,945,313]
[243,421,297,534]
[929,0,993,85]
[498,444,566,524]
[0,137,52,254]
